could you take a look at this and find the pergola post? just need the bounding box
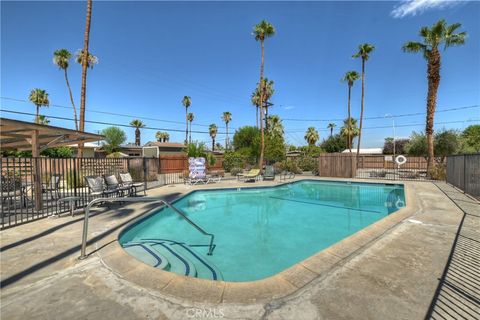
[31,130,42,211]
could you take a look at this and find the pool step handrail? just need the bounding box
[79,197,215,260]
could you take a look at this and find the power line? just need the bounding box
[0,109,227,135]
[282,105,480,122]
[0,97,238,130]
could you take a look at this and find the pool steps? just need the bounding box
[122,239,223,280]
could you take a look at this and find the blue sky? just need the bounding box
[1,1,479,148]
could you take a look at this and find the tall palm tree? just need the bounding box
[253,19,275,169]
[78,0,93,158]
[342,71,360,151]
[53,49,78,130]
[327,123,336,137]
[251,88,261,128]
[262,78,275,128]
[403,19,466,175]
[182,96,191,144]
[187,112,194,144]
[353,43,375,159]
[130,119,145,146]
[267,115,284,137]
[221,111,232,149]
[37,115,50,125]
[340,118,360,149]
[304,127,319,146]
[209,124,218,151]
[29,89,50,123]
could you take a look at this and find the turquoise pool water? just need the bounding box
[119,180,405,282]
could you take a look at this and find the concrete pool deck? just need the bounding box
[1,177,479,319]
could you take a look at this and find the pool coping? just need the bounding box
[96,178,418,304]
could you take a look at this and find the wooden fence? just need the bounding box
[318,154,357,178]
[158,154,224,174]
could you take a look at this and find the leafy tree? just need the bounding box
[232,126,261,164]
[222,151,247,172]
[53,48,78,130]
[130,119,145,146]
[101,126,127,154]
[29,88,49,123]
[321,134,347,153]
[460,125,480,153]
[342,71,360,150]
[405,132,428,156]
[253,19,276,169]
[434,129,460,160]
[182,96,191,144]
[299,145,323,158]
[403,19,466,175]
[304,127,319,146]
[41,146,73,158]
[353,44,375,160]
[264,131,286,164]
[382,138,410,155]
[222,111,232,149]
[209,124,218,151]
[185,141,206,158]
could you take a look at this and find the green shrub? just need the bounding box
[223,151,246,172]
[229,167,243,176]
[280,160,302,174]
[297,157,316,172]
[430,163,446,180]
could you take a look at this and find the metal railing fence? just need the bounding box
[446,153,480,199]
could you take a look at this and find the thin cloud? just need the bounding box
[283,105,295,110]
[391,0,464,18]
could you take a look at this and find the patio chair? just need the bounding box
[185,172,211,186]
[241,169,261,182]
[84,176,118,200]
[119,172,145,196]
[42,174,62,200]
[1,175,26,208]
[263,165,275,181]
[104,174,132,197]
[280,170,295,181]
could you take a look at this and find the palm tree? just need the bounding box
[304,127,319,146]
[251,88,261,128]
[403,19,466,175]
[130,119,145,146]
[262,78,275,128]
[187,112,194,144]
[267,115,284,137]
[253,19,275,169]
[182,96,191,144]
[37,115,50,125]
[53,49,78,130]
[342,71,360,151]
[209,124,218,151]
[353,43,375,159]
[221,111,232,149]
[75,50,98,68]
[78,0,93,158]
[327,123,336,137]
[340,118,360,149]
[29,89,50,123]
[155,131,170,142]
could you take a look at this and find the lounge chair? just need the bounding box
[185,172,210,186]
[104,174,132,196]
[185,157,211,186]
[1,175,26,208]
[263,165,275,181]
[119,172,145,196]
[42,174,62,200]
[240,169,261,182]
[84,176,118,200]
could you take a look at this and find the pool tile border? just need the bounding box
[96,179,418,304]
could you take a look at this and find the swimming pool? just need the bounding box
[119,180,405,282]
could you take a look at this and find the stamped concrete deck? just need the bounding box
[1,177,478,320]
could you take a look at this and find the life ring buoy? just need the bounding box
[395,155,407,165]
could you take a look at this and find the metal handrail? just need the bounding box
[79,197,215,260]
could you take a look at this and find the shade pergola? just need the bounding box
[1,118,104,211]
[0,118,103,156]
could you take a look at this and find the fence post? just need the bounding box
[143,157,147,192]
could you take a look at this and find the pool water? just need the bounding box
[119,180,405,282]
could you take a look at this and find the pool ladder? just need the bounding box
[79,197,215,260]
